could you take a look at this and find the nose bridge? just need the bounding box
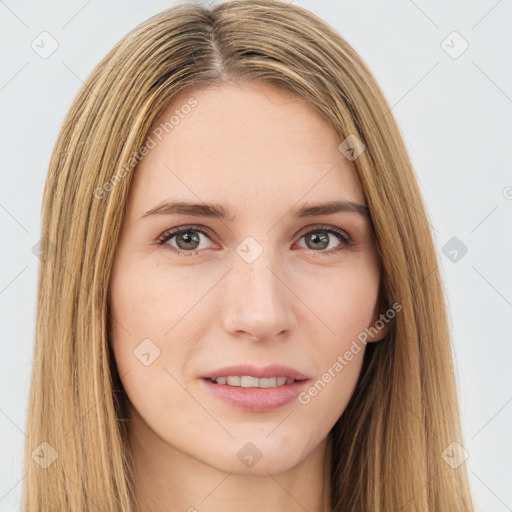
[222,236,295,340]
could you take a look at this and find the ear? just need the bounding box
[365,296,391,343]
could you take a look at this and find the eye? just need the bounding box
[156,225,215,256]
[156,224,353,257]
[295,225,353,256]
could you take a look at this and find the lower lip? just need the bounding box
[200,378,310,412]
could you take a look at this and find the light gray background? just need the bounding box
[1,0,511,510]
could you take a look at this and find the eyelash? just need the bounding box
[156,224,353,257]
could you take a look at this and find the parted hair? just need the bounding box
[23,1,474,510]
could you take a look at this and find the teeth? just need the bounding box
[241,376,259,387]
[210,376,296,388]
[227,376,241,386]
[260,377,277,388]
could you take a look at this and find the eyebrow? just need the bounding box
[141,200,369,221]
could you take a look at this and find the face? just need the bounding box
[109,80,387,476]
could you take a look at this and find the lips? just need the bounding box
[201,364,310,381]
[209,376,295,387]
[200,364,311,412]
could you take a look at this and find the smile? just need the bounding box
[208,376,296,387]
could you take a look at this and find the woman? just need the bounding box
[23,1,475,510]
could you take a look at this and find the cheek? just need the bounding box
[297,255,380,345]
[110,251,191,336]
[109,257,168,376]
[296,346,365,434]
[108,260,191,431]
[108,253,212,387]
[292,259,379,421]
[294,285,372,429]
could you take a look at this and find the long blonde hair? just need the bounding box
[23,1,474,510]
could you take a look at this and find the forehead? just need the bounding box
[127,81,365,217]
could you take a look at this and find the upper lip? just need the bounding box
[202,364,310,381]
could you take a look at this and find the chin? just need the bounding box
[197,434,313,475]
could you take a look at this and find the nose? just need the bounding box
[221,247,297,343]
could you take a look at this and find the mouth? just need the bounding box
[200,364,310,412]
[206,376,300,387]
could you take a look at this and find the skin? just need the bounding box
[109,80,388,512]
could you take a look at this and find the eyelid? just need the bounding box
[156,224,217,246]
[156,223,353,253]
[294,223,351,242]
